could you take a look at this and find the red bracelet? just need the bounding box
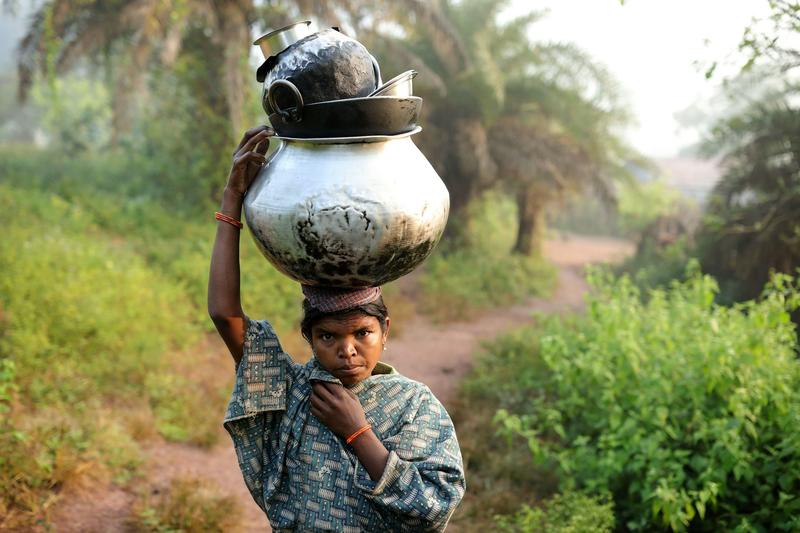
[345,424,372,445]
[215,211,243,229]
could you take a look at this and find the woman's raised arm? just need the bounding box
[208,126,274,364]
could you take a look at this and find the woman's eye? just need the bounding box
[357,329,371,337]
[320,333,333,341]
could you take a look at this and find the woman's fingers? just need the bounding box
[234,125,270,154]
[312,382,336,403]
[237,128,273,158]
[234,151,267,168]
[254,140,269,156]
[322,381,347,397]
[310,392,327,412]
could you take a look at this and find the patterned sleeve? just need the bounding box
[222,318,297,512]
[353,385,466,532]
[223,318,294,422]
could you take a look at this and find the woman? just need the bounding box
[208,125,465,532]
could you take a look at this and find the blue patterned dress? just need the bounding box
[223,319,466,532]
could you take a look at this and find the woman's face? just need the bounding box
[310,312,390,386]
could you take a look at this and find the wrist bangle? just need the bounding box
[345,424,372,445]
[215,211,243,229]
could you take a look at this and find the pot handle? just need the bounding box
[267,79,304,123]
[370,55,383,88]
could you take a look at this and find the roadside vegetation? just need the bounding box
[130,477,243,533]
[454,269,800,531]
[0,166,300,527]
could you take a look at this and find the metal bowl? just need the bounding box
[369,70,417,97]
[268,95,422,138]
[253,20,316,58]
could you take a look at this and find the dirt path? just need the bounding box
[46,234,632,533]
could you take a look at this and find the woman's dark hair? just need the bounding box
[300,295,389,343]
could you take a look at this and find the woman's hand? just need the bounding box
[310,382,369,439]
[225,125,274,198]
[311,381,390,480]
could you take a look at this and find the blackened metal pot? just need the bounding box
[257,28,381,115]
[242,128,450,287]
[267,93,422,138]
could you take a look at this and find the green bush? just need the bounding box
[495,492,614,533]
[0,187,197,402]
[491,267,800,531]
[616,236,694,294]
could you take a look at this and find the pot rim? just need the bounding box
[276,126,422,144]
[253,20,314,57]
[368,70,417,97]
[274,94,422,110]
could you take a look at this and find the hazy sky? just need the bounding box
[511,0,772,157]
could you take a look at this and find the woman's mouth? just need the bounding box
[337,366,364,376]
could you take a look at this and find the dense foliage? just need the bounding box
[479,269,800,531]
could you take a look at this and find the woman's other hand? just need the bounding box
[311,381,390,480]
[310,382,369,439]
[226,125,274,198]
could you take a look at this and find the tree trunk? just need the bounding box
[447,116,496,213]
[219,2,252,135]
[514,184,547,257]
[110,35,152,145]
[434,116,497,245]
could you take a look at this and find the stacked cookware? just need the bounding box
[243,20,450,288]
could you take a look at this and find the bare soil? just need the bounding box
[44,234,632,533]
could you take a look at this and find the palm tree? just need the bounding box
[492,42,636,255]
[347,0,506,221]
[347,0,636,254]
[15,0,261,141]
[700,99,800,302]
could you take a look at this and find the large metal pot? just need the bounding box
[243,128,450,287]
[257,27,381,115]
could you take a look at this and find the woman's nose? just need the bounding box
[338,338,357,358]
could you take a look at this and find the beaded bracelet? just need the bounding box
[215,211,243,229]
[345,424,372,445]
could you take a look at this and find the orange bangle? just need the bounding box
[345,424,372,445]
[215,211,243,229]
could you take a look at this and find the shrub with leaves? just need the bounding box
[493,266,800,531]
[494,492,614,533]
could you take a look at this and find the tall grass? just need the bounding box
[0,148,301,527]
[131,477,243,532]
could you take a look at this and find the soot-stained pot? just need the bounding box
[258,28,381,116]
[242,128,450,287]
